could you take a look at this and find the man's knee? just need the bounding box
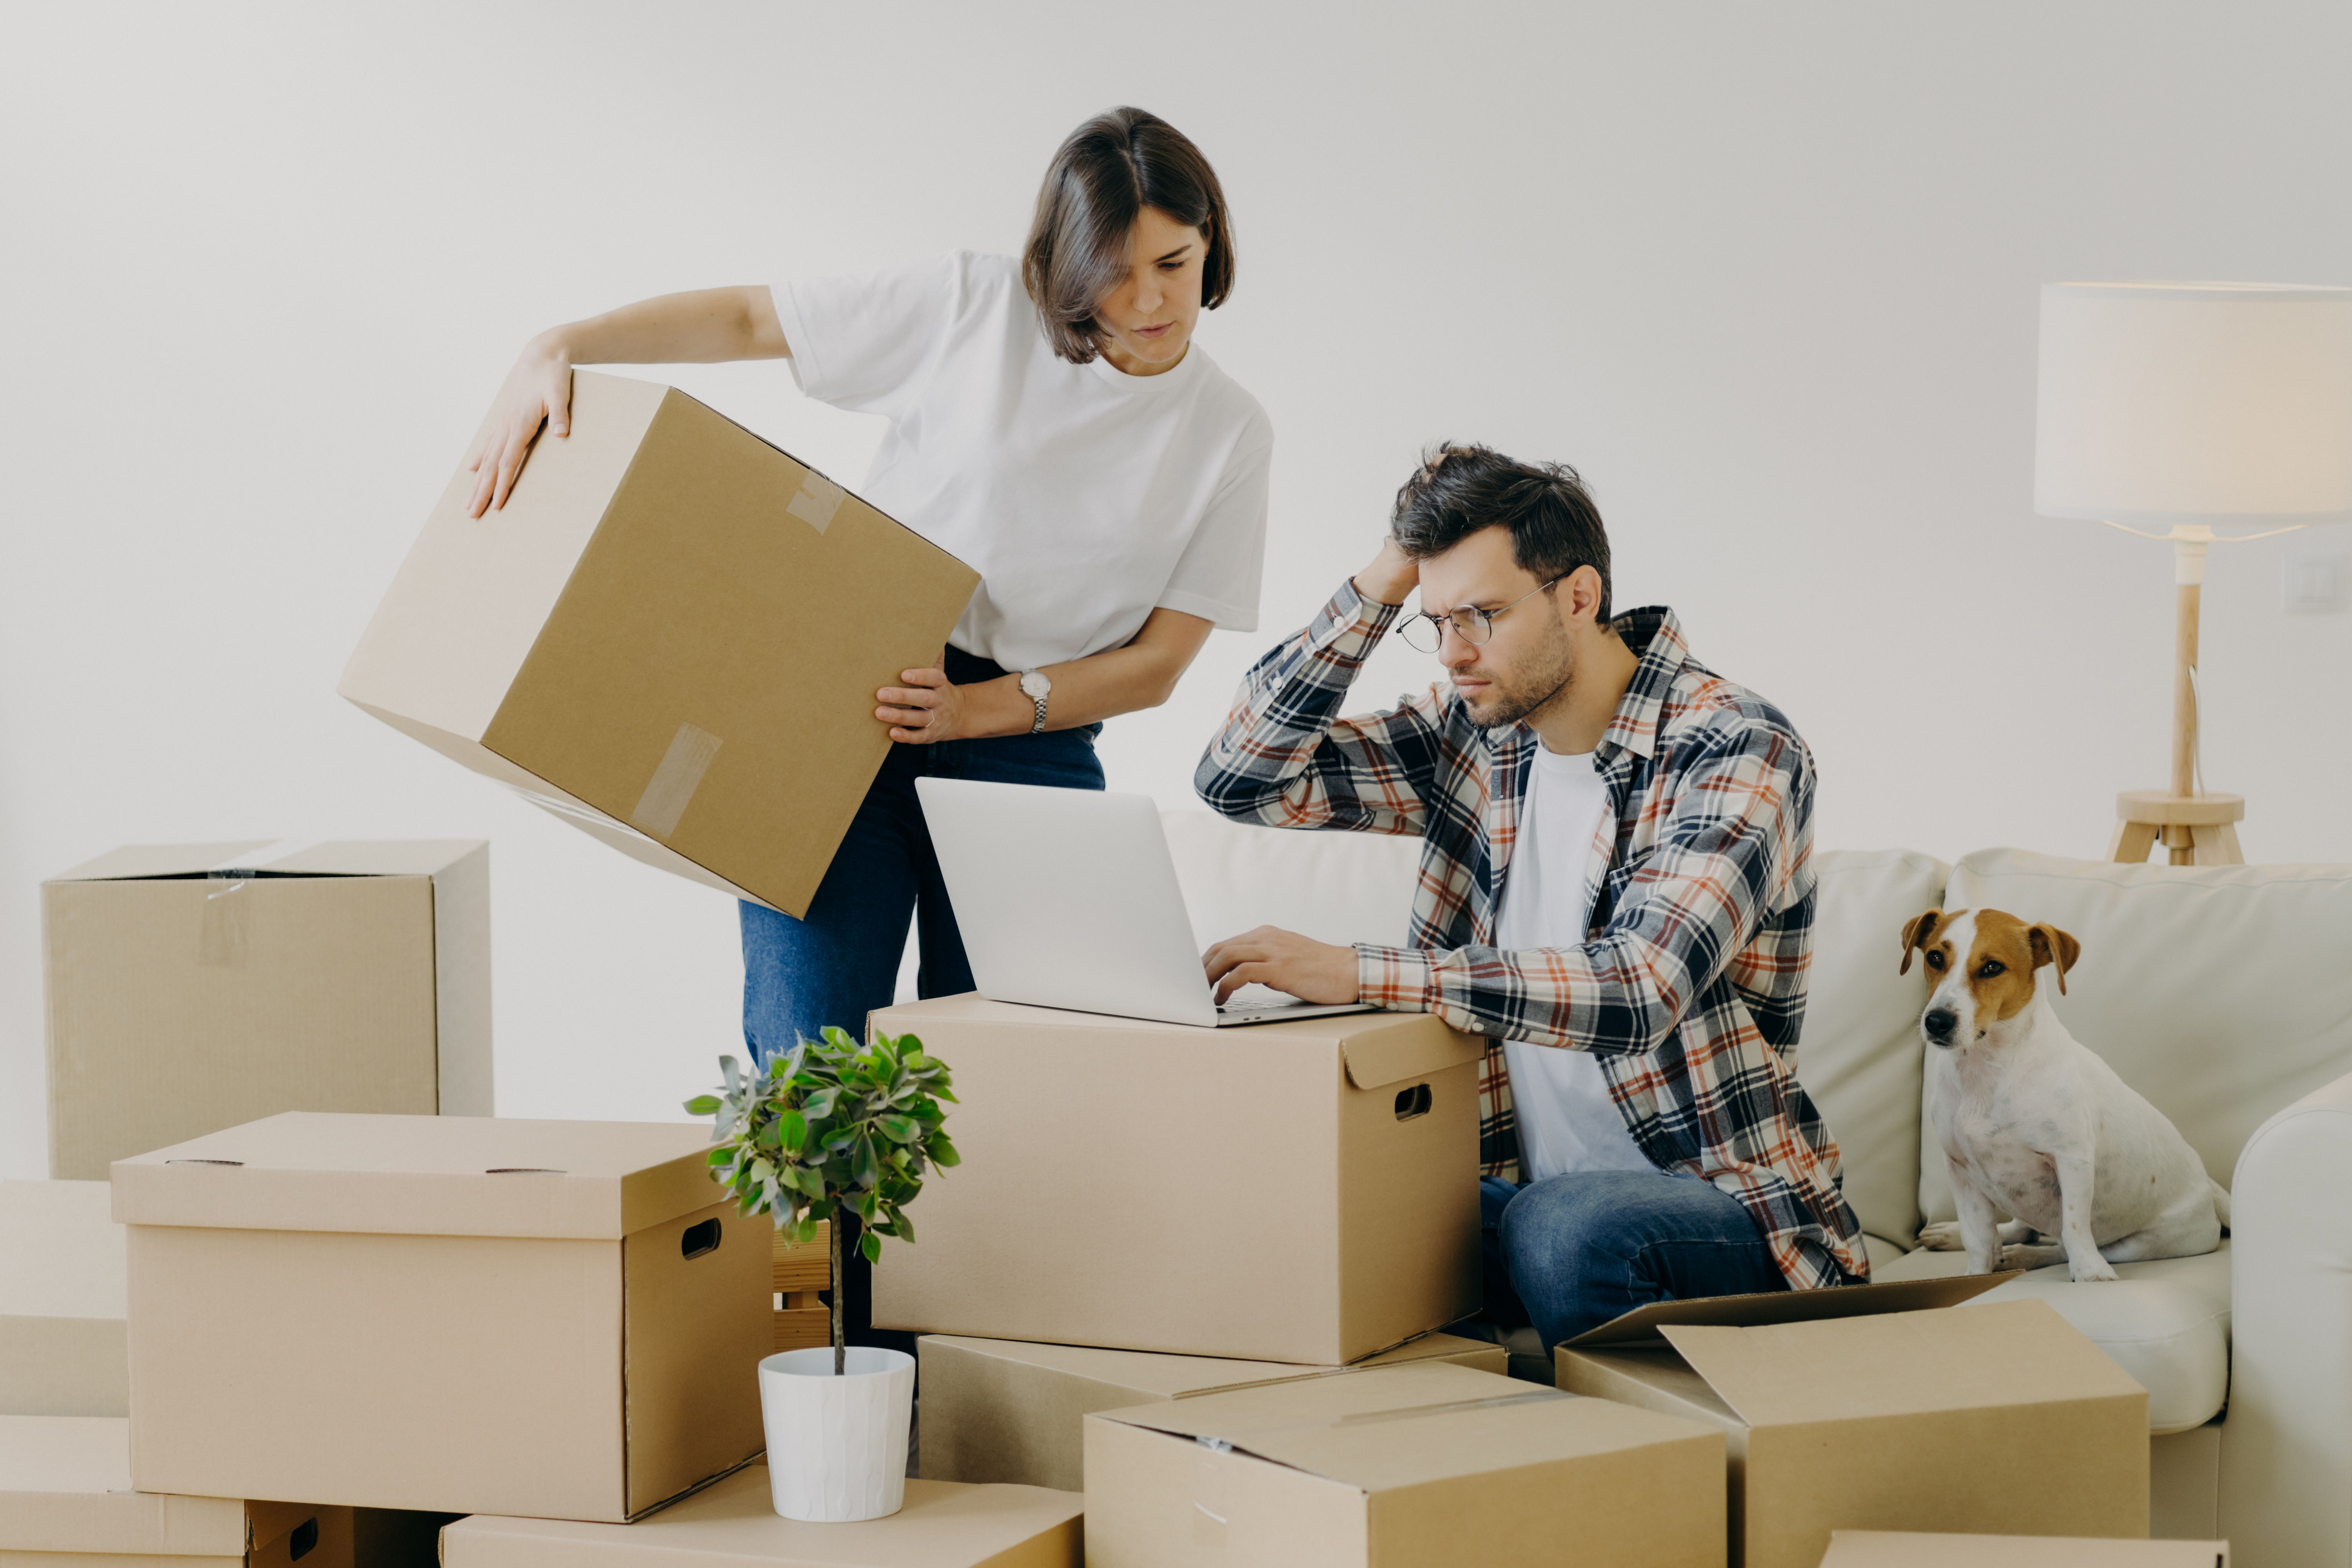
[1498,1170,1664,1276]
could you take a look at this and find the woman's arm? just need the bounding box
[465,285,789,517]
[875,608,1215,743]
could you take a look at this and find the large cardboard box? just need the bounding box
[43,839,491,1180]
[0,1180,125,1416]
[339,370,978,918]
[866,995,1486,1364]
[1820,1534,2228,1567]
[114,1113,768,1523]
[439,1467,1082,1568]
[1555,1283,2151,1568]
[918,1331,1508,1491]
[1083,1360,1726,1568]
[0,1414,353,1568]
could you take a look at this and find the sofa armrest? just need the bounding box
[2220,1065,2352,1566]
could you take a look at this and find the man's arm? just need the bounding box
[1355,714,1813,1047]
[1192,545,1446,837]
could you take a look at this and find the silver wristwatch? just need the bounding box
[1018,669,1051,734]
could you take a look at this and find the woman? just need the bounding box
[464,109,1268,1321]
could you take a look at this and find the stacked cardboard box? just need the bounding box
[0,1180,124,1417]
[42,839,491,1180]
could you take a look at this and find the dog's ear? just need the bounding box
[2027,923,2081,995]
[1899,909,1944,975]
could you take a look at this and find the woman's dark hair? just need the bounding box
[1390,443,1613,623]
[1023,107,1234,365]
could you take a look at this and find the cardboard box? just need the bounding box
[339,370,978,918]
[439,1466,1082,1568]
[0,1413,353,1567]
[918,1330,1508,1491]
[43,839,490,1181]
[1083,1360,1726,1568]
[0,1180,125,1416]
[1820,1534,2227,1567]
[1555,1282,2150,1568]
[866,995,1485,1365]
[114,1112,768,1522]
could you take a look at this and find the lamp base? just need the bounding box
[2109,790,2245,866]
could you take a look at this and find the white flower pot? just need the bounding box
[758,1346,915,1522]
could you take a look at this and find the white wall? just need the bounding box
[6,2,2348,1175]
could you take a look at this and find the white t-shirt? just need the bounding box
[771,251,1272,671]
[1495,746,1655,1182]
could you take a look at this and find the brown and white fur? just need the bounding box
[1901,907,2229,1282]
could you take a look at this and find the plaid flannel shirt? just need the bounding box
[1194,579,1867,1292]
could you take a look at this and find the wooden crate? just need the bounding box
[773,1222,832,1352]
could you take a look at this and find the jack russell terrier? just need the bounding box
[1899,906,2229,1282]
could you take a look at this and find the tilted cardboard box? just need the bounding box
[0,1180,125,1417]
[339,370,978,918]
[439,1467,1082,1568]
[1555,1281,2151,1568]
[918,1331,1508,1492]
[1083,1360,1726,1568]
[1820,1533,2228,1567]
[865,995,1485,1365]
[114,1113,768,1523]
[0,1413,353,1568]
[43,839,491,1181]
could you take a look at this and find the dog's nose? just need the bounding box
[1924,1007,1958,1040]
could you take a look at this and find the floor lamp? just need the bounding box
[2034,281,2352,865]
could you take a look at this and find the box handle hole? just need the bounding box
[164,1159,244,1166]
[1394,1084,1432,1121]
[681,1218,723,1260]
[289,1518,319,1561]
[484,1167,567,1174]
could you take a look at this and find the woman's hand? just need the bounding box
[465,340,573,517]
[877,663,970,744]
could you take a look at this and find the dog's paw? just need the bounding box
[2069,1260,2120,1283]
[1997,1242,2068,1272]
[1916,1221,1964,1251]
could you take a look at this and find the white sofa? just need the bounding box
[1159,813,2352,1566]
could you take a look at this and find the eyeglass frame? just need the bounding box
[1395,575,1567,653]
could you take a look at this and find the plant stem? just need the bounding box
[830,1214,845,1377]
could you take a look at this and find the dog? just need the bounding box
[1899,906,2229,1283]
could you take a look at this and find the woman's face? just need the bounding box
[1093,205,1208,376]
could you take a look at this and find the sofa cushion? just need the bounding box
[1920,850,2352,1228]
[1875,1241,2232,1434]
[1800,849,1951,1255]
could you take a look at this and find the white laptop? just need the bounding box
[915,777,1377,1029]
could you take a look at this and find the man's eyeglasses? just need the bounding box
[1395,577,1565,653]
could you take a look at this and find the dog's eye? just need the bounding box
[1925,951,1945,969]
[1978,960,2004,978]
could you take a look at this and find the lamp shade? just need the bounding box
[2035,281,2352,526]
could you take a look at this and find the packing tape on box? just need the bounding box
[1185,1387,1575,1546]
[197,838,328,967]
[786,472,846,534]
[629,722,723,840]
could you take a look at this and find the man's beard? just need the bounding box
[1460,638,1576,731]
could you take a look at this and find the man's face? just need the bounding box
[1413,525,1573,731]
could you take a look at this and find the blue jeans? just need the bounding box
[1481,1168,1786,1349]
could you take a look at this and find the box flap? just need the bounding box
[110,1112,723,1240]
[1661,1298,2150,1428]
[1562,1272,2018,1348]
[922,1332,1499,1401]
[1336,1015,1486,1091]
[1089,1361,1710,1492]
[44,841,469,883]
[1821,1531,2227,1567]
[0,1415,248,1555]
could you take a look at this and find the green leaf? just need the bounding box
[875,1114,919,1144]
[928,1132,960,1169]
[683,1094,722,1116]
[889,1209,916,1245]
[860,1231,881,1264]
[851,1132,881,1189]
[778,1109,808,1154]
[801,1088,840,1120]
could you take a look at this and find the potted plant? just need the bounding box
[686,1025,958,1522]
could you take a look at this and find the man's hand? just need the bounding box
[1352,536,1420,608]
[1203,926,1361,1005]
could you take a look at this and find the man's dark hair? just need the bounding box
[1023,107,1235,366]
[1390,443,1613,623]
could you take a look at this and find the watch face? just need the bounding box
[1019,670,1051,700]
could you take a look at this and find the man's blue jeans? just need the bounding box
[1482,1167,1786,1348]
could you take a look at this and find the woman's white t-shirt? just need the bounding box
[770,251,1271,671]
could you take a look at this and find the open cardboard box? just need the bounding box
[917,1331,1506,1492]
[1555,1276,2150,1568]
[867,995,1485,1365]
[339,371,977,918]
[1083,1360,1726,1568]
[114,1112,768,1523]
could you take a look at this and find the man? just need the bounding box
[1195,443,1866,1346]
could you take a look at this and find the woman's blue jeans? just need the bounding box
[1480,1167,1787,1349]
